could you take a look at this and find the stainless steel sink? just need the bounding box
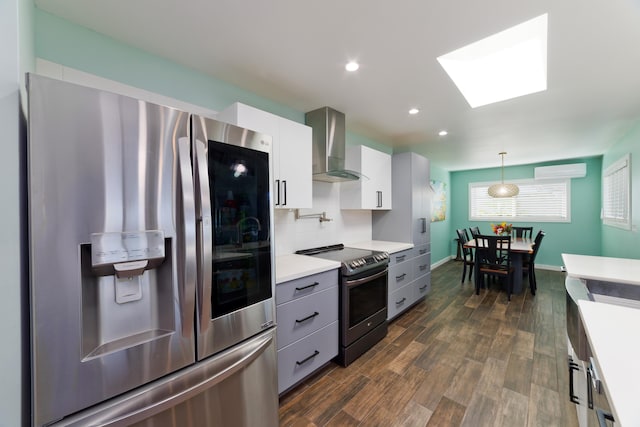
[586,279,640,309]
[566,277,640,361]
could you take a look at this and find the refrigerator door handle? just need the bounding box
[58,332,275,427]
[177,136,197,336]
[194,139,212,333]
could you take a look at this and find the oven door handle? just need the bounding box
[344,268,388,287]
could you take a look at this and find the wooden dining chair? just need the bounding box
[469,226,481,238]
[455,229,474,283]
[523,230,545,295]
[474,234,515,301]
[512,226,533,238]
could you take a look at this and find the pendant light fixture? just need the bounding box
[488,152,519,198]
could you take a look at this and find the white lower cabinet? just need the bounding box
[387,247,431,321]
[276,269,339,394]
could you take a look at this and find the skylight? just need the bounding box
[437,14,548,108]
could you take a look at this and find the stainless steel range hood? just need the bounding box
[305,107,361,182]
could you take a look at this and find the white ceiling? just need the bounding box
[35,0,640,171]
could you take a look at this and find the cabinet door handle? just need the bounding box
[596,409,615,427]
[419,264,427,271]
[396,273,406,281]
[376,191,382,208]
[568,358,580,404]
[419,285,427,291]
[295,311,319,323]
[421,218,427,233]
[296,350,320,365]
[396,297,406,305]
[295,281,319,291]
[396,255,406,262]
[275,179,281,206]
[282,180,287,206]
[587,367,594,409]
[419,249,427,255]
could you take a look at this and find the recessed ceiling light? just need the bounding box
[438,130,448,136]
[437,13,548,108]
[345,61,359,72]
[409,108,420,115]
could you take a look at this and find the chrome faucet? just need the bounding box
[236,216,261,244]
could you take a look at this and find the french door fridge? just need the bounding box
[27,74,278,426]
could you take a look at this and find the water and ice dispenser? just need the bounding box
[80,230,175,359]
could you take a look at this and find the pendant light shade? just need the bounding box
[488,152,519,198]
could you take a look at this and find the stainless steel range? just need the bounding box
[296,244,389,366]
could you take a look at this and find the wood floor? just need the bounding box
[278,260,579,427]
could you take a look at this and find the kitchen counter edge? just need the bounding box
[347,240,414,254]
[275,254,341,284]
[562,253,640,286]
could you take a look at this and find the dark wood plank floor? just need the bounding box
[278,260,579,427]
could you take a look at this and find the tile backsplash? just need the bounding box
[274,181,372,255]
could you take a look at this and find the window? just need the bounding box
[469,178,570,222]
[602,154,631,229]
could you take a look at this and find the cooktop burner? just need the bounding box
[296,244,389,276]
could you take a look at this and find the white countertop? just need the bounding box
[347,240,414,254]
[275,254,340,284]
[562,253,640,286]
[578,300,640,427]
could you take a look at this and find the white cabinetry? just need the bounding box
[341,145,392,210]
[216,102,312,209]
[275,269,339,394]
[373,152,431,317]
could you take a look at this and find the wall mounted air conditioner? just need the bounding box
[534,163,587,179]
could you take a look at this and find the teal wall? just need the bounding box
[450,156,603,268]
[429,164,452,266]
[601,122,640,258]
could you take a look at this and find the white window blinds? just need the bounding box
[602,154,631,229]
[469,179,570,222]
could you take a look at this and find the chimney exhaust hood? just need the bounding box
[305,107,361,182]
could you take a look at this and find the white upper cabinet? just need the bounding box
[340,145,392,210]
[216,103,312,209]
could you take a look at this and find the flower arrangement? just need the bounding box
[491,222,513,235]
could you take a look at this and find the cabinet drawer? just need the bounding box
[413,252,430,279]
[277,321,338,394]
[389,249,412,266]
[276,269,338,305]
[389,259,413,292]
[388,283,414,320]
[276,286,338,349]
[414,273,431,299]
[414,244,430,257]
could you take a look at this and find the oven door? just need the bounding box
[193,116,276,360]
[341,266,388,346]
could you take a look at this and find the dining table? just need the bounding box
[463,236,534,294]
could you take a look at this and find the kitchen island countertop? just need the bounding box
[275,254,340,284]
[562,253,640,286]
[347,240,414,254]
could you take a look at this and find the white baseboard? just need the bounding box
[431,255,454,270]
[534,263,563,271]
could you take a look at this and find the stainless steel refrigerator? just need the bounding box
[26,74,278,426]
